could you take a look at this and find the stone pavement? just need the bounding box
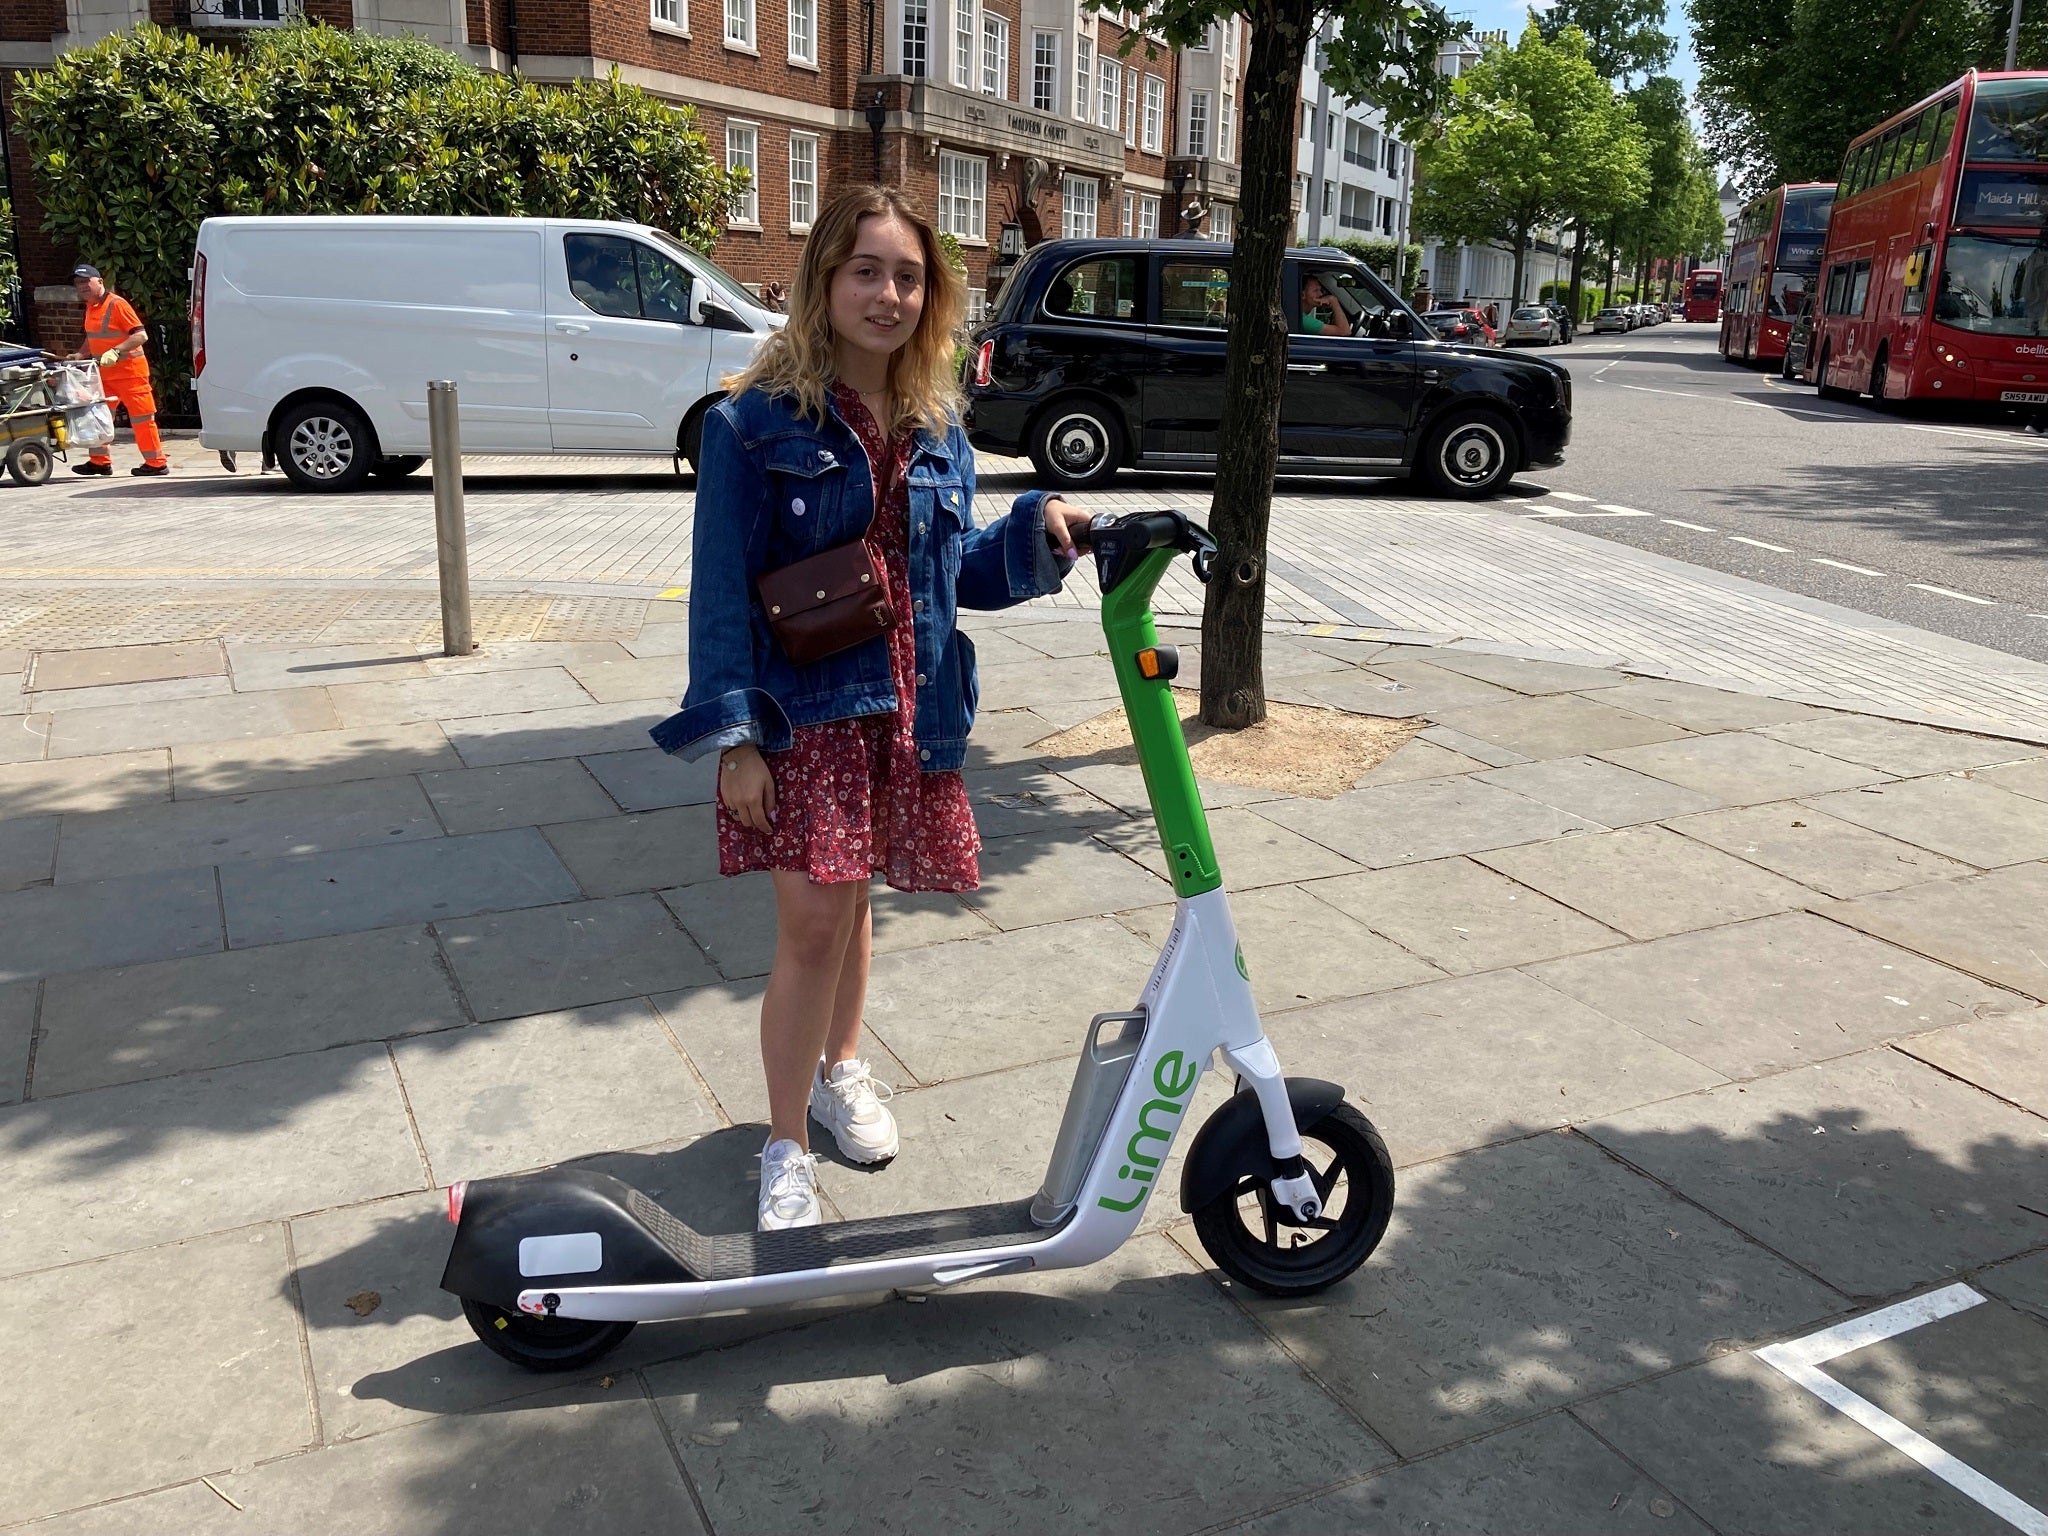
[4,579,2048,1533]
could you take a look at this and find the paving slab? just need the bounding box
[565,653,687,704]
[171,720,461,799]
[1981,1250,2048,1319]
[1254,775,1598,869]
[1575,1350,2017,1536]
[421,639,636,676]
[34,926,464,1096]
[26,674,234,713]
[970,657,1127,710]
[1264,969,1725,1166]
[1476,754,1722,827]
[224,641,431,692]
[1414,721,1533,767]
[862,915,1161,1081]
[1668,801,1974,899]
[1895,1007,2048,1116]
[621,624,691,658]
[1580,677,1821,732]
[435,894,716,1020]
[1224,1412,1710,1535]
[1428,693,1692,761]
[1302,660,1520,718]
[1475,824,1813,940]
[327,667,594,728]
[0,1044,421,1275]
[419,758,616,835]
[1760,715,2041,777]
[962,766,1128,839]
[0,712,50,764]
[29,639,224,691]
[1581,1049,2048,1296]
[542,803,719,897]
[579,745,716,811]
[1221,1131,1838,1458]
[660,868,989,980]
[1814,862,2048,1001]
[441,699,670,767]
[644,1232,1391,1536]
[1983,756,2048,803]
[1354,735,1489,785]
[1530,913,2027,1080]
[953,627,1049,666]
[0,866,222,983]
[0,1227,311,1526]
[993,620,1109,658]
[219,827,581,948]
[55,774,444,884]
[1023,691,1128,729]
[1804,775,2048,868]
[1418,649,1633,695]
[1303,857,1625,976]
[959,827,1173,928]
[0,979,33,1105]
[1051,758,1284,815]
[1598,732,1888,804]
[960,706,1063,770]
[391,999,718,1181]
[0,750,168,817]
[45,688,341,758]
[1097,804,1360,890]
[0,810,58,891]
[1120,883,1442,1012]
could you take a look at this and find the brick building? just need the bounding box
[1,0,1249,349]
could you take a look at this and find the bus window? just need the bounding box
[1967,78,2048,163]
[1768,271,1812,317]
[1930,97,1961,164]
[1901,244,1934,316]
[1881,125,1909,183]
[1849,262,1872,316]
[1906,111,1938,174]
[1936,236,2048,335]
[1825,265,1850,314]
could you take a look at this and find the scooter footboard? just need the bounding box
[441,1168,699,1311]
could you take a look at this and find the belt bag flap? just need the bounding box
[756,539,895,666]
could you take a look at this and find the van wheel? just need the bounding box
[679,410,705,476]
[1415,407,1518,499]
[1027,400,1122,491]
[371,455,427,483]
[277,398,376,492]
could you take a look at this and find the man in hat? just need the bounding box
[69,264,169,476]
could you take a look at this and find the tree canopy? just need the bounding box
[1537,0,1675,83]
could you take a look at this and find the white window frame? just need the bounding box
[1125,69,1138,147]
[1121,190,1135,236]
[1210,202,1233,242]
[1137,192,1159,238]
[982,13,1009,98]
[726,121,760,225]
[1098,57,1121,131]
[1031,30,1059,113]
[650,0,686,33]
[1142,74,1163,153]
[901,0,929,75]
[786,0,814,62]
[1062,173,1099,239]
[1191,21,1211,50]
[788,131,818,229]
[724,0,755,49]
[1222,15,1235,63]
[954,0,977,87]
[1074,36,1093,121]
[1219,92,1234,161]
[938,150,988,241]
[1186,90,1210,158]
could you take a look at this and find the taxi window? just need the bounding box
[1293,264,1398,338]
[1160,261,1231,327]
[1043,256,1140,322]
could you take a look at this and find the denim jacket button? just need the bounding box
[919,749,931,761]
[916,672,927,685]
[791,497,806,516]
[913,599,924,613]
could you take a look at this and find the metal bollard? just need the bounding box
[427,380,475,656]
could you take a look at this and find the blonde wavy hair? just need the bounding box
[724,184,966,438]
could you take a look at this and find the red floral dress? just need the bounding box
[716,385,982,892]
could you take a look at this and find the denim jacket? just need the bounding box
[650,386,1071,772]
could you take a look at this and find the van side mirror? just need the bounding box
[687,280,709,327]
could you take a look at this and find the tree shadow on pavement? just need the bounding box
[1708,451,2048,564]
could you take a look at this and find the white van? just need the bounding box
[191,215,782,491]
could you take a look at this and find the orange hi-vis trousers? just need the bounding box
[88,364,167,468]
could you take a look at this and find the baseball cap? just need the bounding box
[72,264,102,280]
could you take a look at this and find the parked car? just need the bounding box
[963,239,1571,499]
[1543,302,1576,342]
[1423,307,1499,346]
[1503,306,1558,346]
[1591,307,1632,335]
[193,215,782,492]
[1781,296,1817,379]
[1666,301,1685,320]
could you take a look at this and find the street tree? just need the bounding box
[1413,24,1647,311]
[1609,74,1702,299]
[1121,0,1456,729]
[1536,0,1675,83]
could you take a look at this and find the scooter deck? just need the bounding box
[628,1190,1056,1280]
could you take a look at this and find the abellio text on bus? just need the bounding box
[1722,184,1837,366]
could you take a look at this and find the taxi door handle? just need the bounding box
[1287,363,1327,374]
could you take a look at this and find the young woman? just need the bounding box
[653,185,1088,1231]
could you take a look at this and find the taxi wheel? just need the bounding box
[1028,400,1123,492]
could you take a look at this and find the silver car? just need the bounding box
[1591,306,1631,335]
[1502,306,1557,346]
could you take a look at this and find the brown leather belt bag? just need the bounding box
[757,540,894,665]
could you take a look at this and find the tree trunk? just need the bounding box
[1510,218,1528,308]
[1199,0,1312,731]
[1567,217,1588,319]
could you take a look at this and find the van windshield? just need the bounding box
[646,230,762,315]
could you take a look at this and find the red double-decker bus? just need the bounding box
[1683,267,1722,322]
[1721,184,1836,364]
[1805,71,2048,406]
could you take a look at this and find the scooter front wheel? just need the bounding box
[1191,1103,1394,1297]
[461,1298,637,1372]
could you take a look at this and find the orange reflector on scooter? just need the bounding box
[1133,645,1179,681]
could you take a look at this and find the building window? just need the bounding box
[1322,181,1335,218]
[1062,174,1098,238]
[967,287,988,322]
[1075,36,1093,120]
[1137,193,1159,238]
[724,0,754,47]
[982,14,1008,97]
[1121,190,1135,236]
[1340,184,1370,231]
[1210,202,1233,242]
[1219,92,1234,161]
[1098,58,1121,131]
[901,0,928,75]
[726,122,759,223]
[1142,75,1164,152]
[789,132,818,228]
[955,0,976,86]
[198,0,302,23]
[1125,70,1138,148]
[1187,91,1210,157]
[939,151,987,240]
[786,0,814,60]
[1031,31,1058,112]
[651,0,684,28]
[1379,195,1395,235]
[1191,21,1211,49]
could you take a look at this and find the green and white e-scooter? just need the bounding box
[441,509,1396,1371]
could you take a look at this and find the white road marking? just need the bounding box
[1595,503,1649,515]
[1662,519,1718,532]
[1909,582,1996,605]
[1757,1285,2048,1536]
[1549,491,1595,502]
[1812,558,1888,577]
[1729,536,1794,552]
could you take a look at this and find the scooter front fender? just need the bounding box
[1178,1078,1346,1214]
[441,1168,697,1312]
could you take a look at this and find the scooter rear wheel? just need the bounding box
[1191,1103,1394,1297]
[461,1298,637,1372]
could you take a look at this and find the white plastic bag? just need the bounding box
[51,363,104,408]
[69,402,116,449]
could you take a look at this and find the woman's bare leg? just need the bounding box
[822,882,872,1071]
[761,873,862,1148]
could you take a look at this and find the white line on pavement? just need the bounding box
[1812,557,1888,577]
[1549,491,1595,502]
[1757,1286,2048,1536]
[1909,582,1996,605]
[1729,536,1795,552]
[1595,503,1650,515]
[1662,519,1718,532]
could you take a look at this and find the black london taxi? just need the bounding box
[961,239,1571,498]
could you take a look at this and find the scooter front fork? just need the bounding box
[1219,1037,1324,1223]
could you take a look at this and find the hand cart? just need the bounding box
[0,353,111,486]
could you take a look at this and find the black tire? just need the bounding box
[275,397,377,493]
[461,1297,636,1373]
[1816,348,1854,402]
[680,408,705,475]
[1191,1102,1395,1298]
[7,440,54,486]
[1869,349,1891,407]
[1414,406,1519,499]
[370,455,426,483]
[1026,398,1123,492]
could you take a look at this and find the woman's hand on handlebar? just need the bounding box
[1044,497,1091,560]
[719,744,776,833]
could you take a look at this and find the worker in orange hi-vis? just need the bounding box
[69,263,169,477]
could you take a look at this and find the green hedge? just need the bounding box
[18,23,735,408]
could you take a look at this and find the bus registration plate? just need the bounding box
[2000,391,2048,404]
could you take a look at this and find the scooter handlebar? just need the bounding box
[1064,509,1216,592]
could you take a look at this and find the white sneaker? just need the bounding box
[757,1137,821,1231]
[809,1058,899,1164]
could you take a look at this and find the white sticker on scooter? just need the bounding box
[518,1231,603,1276]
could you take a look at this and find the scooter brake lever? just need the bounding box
[1191,547,1214,584]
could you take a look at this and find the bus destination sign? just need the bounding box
[1956,171,2047,227]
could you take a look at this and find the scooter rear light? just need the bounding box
[446,1181,467,1224]
[972,339,994,387]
